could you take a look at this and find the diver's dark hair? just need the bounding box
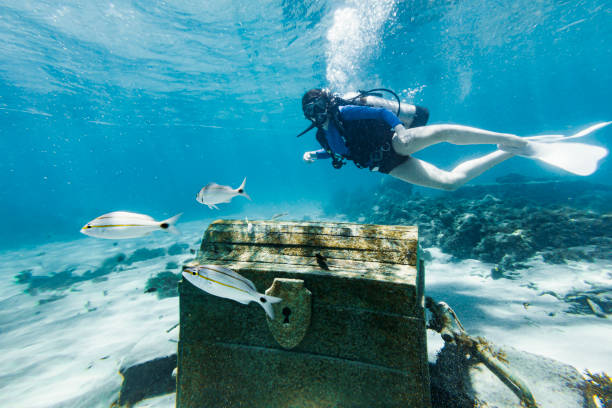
[301,88,328,112]
[296,88,334,138]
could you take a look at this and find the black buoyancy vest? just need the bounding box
[341,118,395,168]
[315,103,396,170]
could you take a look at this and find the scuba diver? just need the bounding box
[298,88,610,191]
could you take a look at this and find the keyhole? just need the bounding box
[282,307,291,324]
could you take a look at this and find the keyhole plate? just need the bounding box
[265,278,311,349]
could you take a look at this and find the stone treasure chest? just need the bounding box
[177,220,431,408]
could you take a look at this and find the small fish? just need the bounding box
[270,212,288,220]
[81,211,182,239]
[196,177,251,209]
[182,264,282,319]
[315,253,329,270]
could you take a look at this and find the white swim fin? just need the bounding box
[500,122,610,176]
[525,121,611,143]
[506,141,608,176]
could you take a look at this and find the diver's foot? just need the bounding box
[500,136,529,148]
[498,141,537,157]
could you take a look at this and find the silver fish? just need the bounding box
[182,264,282,319]
[80,211,182,239]
[196,177,251,210]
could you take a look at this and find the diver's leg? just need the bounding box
[388,150,514,191]
[392,124,527,156]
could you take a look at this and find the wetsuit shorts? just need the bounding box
[371,147,409,174]
[371,105,429,173]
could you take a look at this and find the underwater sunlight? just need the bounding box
[1,0,611,407]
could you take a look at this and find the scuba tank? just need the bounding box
[296,87,429,170]
[339,88,429,128]
[297,87,429,138]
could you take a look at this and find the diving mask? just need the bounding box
[303,98,328,125]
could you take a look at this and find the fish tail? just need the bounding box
[160,212,182,234]
[237,177,251,200]
[259,294,283,319]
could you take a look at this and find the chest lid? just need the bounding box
[197,219,418,285]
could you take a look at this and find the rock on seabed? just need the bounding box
[430,344,591,408]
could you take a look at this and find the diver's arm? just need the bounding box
[314,149,331,159]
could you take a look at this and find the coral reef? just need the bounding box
[327,179,612,272]
[583,371,611,408]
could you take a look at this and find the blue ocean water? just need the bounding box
[1,0,611,249]
[1,1,612,407]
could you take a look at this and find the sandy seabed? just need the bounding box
[0,214,610,408]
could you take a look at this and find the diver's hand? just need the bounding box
[394,124,406,133]
[393,123,415,145]
[303,151,316,163]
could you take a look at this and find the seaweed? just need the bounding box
[126,248,166,264]
[145,271,181,299]
[168,243,189,256]
[13,253,126,294]
[583,370,611,408]
[38,294,67,305]
[14,269,33,284]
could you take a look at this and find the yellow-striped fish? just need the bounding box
[80,211,182,239]
[182,264,282,319]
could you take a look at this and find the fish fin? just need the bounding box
[97,211,154,221]
[236,177,252,201]
[258,294,283,319]
[504,141,608,176]
[204,182,222,189]
[212,204,220,210]
[160,213,182,234]
[237,177,246,191]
